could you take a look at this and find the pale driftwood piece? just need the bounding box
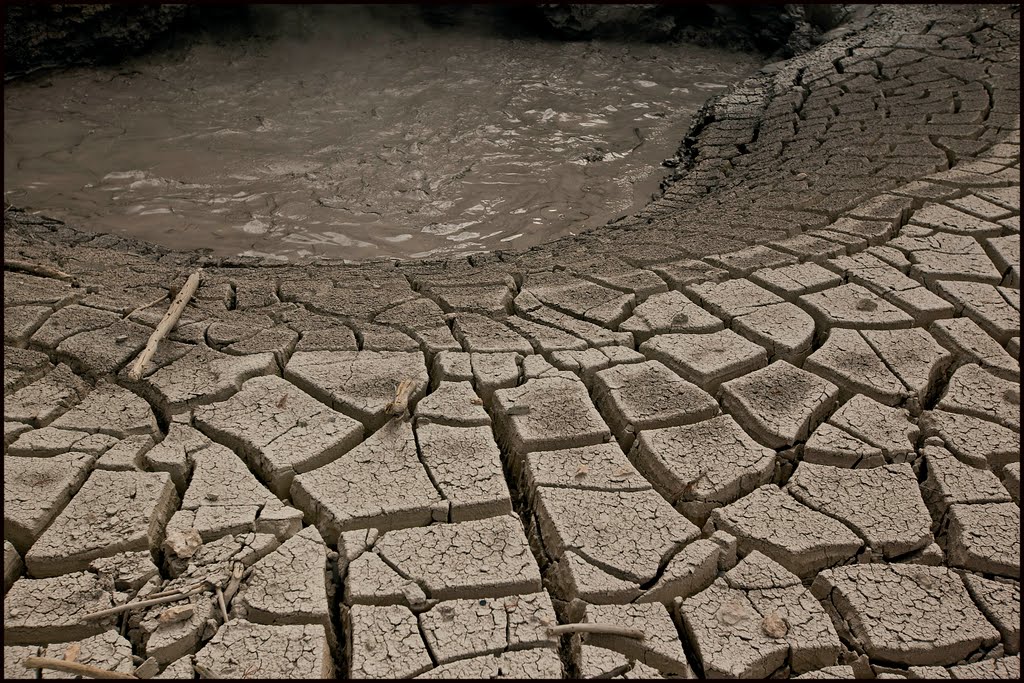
[546,623,646,639]
[222,561,244,606]
[23,656,138,679]
[126,269,202,381]
[83,586,205,621]
[215,586,229,622]
[5,259,78,283]
[386,378,417,418]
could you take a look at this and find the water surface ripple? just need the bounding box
[4,16,760,260]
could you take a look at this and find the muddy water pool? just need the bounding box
[4,10,761,261]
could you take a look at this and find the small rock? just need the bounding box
[157,604,194,625]
[202,618,219,640]
[134,656,160,679]
[163,529,203,560]
[401,582,428,609]
[762,612,788,638]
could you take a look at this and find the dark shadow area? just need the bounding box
[3,3,845,81]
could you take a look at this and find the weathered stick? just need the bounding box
[222,561,244,606]
[126,269,202,380]
[546,623,646,639]
[386,378,417,418]
[23,656,138,679]
[215,586,229,622]
[83,586,205,621]
[5,259,77,283]
[142,581,206,601]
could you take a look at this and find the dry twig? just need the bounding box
[222,561,244,605]
[385,379,417,418]
[126,269,202,380]
[546,623,646,639]
[23,656,138,679]
[5,259,78,284]
[144,580,206,601]
[125,292,171,321]
[83,586,206,621]
[215,586,229,622]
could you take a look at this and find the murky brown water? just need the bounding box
[3,8,760,261]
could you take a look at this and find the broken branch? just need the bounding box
[126,269,202,380]
[143,581,206,601]
[5,259,79,284]
[546,623,646,639]
[83,586,206,621]
[23,656,138,679]
[385,378,416,418]
[222,561,244,606]
[215,586,229,622]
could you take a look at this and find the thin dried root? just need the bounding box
[546,623,646,639]
[144,581,206,601]
[125,292,171,321]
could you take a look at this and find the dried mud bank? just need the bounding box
[3,3,1021,679]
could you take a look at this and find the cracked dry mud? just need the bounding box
[3,3,1021,679]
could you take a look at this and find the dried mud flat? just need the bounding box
[3,3,1021,680]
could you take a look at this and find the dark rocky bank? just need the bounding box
[3,3,847,79]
